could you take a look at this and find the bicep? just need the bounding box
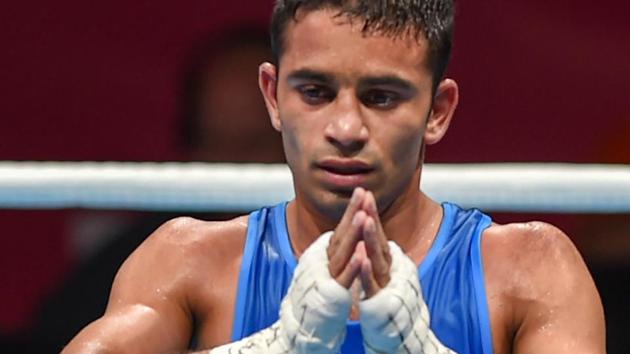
[62,303,190,354]
[512,226,605,354]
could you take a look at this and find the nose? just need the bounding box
[324,92,369,153]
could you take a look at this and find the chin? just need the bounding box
[308,187,354,221]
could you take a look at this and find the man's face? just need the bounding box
[262,9,442,219]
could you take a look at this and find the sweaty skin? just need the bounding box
[63,9,605,354]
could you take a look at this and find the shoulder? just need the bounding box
[482,221,581,270]
[131,215,250,275]
[481,221,588,301]
[148,215,250,257]
[480,221,604,351]
[113,215,250,299]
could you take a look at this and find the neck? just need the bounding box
[379,189,442,261]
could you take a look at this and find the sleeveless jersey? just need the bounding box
[231,202,494,354]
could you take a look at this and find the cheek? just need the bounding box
[276,89,305,158]
[278,113,313,169]
[372,103,429,167]
[281,125,301,165]
[278,101,327,164]
[383,125,424,168]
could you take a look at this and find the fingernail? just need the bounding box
[352,212,361,226]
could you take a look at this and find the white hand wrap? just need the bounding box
[210,231,351,354]
[359,241,457,354]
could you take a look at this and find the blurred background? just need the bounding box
[0,0,628,352]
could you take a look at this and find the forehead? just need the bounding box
[280,8,431,82]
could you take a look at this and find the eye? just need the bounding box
[297,85,335,105]
[361,90,401,109]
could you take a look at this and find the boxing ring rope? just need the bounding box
[0,161,629,213]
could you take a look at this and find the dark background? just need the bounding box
[1,0,628,351]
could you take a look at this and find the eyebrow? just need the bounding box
[286,69,336,86]
[359,76,417,94]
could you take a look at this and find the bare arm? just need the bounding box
[501,223,606,354]
[62,218,198,354]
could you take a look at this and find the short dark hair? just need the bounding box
[270,0,455,92]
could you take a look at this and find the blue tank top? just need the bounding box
[231,202,494,354]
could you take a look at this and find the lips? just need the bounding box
[316,158,374,189]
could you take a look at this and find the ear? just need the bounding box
[424,78,459,145]
[258,62,282,132]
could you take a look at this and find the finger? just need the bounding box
[361,191,383,234]
[361,190,378,217]
[328,187,365,253]
[363,216,390,287]
[361,192,387,246]
[328,209,366,278]
[359,257,381,298]
[363,192,391,263]
[338,187,366,231]
[335,250,363,289]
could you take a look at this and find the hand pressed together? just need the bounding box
[327,187,392,298]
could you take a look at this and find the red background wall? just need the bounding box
[1,0,629,334]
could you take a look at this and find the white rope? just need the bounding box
[0,161,628,213]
